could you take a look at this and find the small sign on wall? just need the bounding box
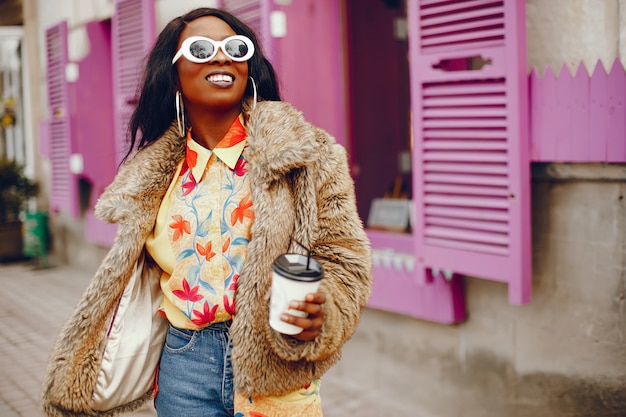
[367,198,413,233]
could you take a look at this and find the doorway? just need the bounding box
[346,0,412,227]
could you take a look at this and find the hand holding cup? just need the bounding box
[269,253,324,336]
[280,292,326,341]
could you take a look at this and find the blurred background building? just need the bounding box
[0,0,624,415]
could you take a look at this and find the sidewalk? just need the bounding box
[0,260,381,417]
[0,261,155,417]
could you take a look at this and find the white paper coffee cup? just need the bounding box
[269,253,324,335]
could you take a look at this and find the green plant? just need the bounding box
[0,158,38,223]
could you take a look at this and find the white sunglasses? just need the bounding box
[172,35,255,64]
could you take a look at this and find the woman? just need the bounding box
[42,7,371,417]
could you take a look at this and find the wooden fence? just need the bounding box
[530,59,626,163]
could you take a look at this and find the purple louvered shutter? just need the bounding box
[45,21,78,217]
[76,21,118,247]
[112,0,156,164]
[221,0,275,61]
[409,0,531,304]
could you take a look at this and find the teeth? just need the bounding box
[208,74,233,83]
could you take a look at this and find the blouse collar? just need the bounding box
[185,115,247,181]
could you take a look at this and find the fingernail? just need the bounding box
[280,313,290,322]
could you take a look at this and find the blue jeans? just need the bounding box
[155,322,234,417]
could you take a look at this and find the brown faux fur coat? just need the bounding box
[41,101,372,416]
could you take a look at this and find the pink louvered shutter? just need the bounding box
[409,0,531,304]
[112,0,156,164]
[45,22,78,217]
[221,0,276,61]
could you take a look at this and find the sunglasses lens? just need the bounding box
[225,39,250,59]
[189,39,215,60]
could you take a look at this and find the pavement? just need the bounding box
[0,259,374,417]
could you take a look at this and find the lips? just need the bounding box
[206,71,234,87]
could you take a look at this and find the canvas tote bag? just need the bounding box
[91,251,168,411]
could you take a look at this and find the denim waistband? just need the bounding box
[199,320,231,332]
[170,320,232,334]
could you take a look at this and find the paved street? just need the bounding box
[0,260,377,417]
[0,260,138,417]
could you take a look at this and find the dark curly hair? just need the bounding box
[126,7,281,158]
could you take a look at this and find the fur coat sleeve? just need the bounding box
[231,101,373,396]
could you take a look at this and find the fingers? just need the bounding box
[304,292,326,305]
[279,305,323,328]
[284,292,325,318]
[283,312,323,341]
[279,292,326,341]
[288,300,324,318]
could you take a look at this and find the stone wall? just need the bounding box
[527,0,626,73]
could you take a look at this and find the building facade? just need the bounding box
[9,0,626,415]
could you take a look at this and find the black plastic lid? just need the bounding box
[272,253,324,282]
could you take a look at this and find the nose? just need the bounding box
[211,46,231,64]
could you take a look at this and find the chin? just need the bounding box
[206,99,245,111]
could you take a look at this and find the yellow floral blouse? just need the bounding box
[145,116,322,416]
[146,115,252,329]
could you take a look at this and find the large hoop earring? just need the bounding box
[175,90,185,137]
[249,76,258,110]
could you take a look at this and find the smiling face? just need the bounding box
[175,16,249,117]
